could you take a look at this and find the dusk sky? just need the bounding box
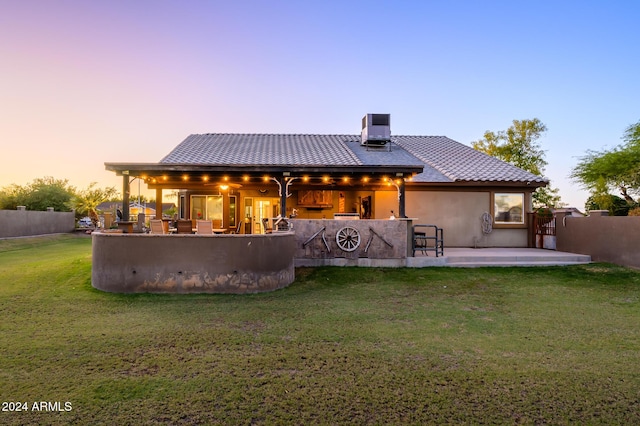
[2,1,638,209]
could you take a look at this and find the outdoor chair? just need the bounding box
[176,219,193,234]
[229,220,243,234]
[262,218,272,234]
[149,220,166,234]
[412,224,444,257]
[196,220,214,235]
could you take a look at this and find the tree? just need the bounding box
[68,183,118,226]
[571,120,640,204]
[472,118,562,208]
[0,177,75,211]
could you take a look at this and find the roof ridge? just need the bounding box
[194,132,361,137]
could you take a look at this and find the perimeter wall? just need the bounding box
[556,210,640,269]
[0,208,75,238]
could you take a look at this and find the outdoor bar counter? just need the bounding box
[291,218,413,266]
[91,219,415,294]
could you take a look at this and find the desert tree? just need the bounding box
[472,118,562,208]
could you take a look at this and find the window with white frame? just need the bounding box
[494,193,524,224]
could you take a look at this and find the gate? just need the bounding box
[533,211,556,249]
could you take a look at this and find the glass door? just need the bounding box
[255,199,271,234]
[244,197,253,234]
[254,198,281,234]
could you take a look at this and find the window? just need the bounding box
[228,195,237,228]
[494,193,524,225]
[191,195,223,224]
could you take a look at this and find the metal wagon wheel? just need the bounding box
[335,226,361,252]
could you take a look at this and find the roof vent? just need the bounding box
[361,113,391,147]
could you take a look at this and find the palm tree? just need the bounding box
[68,183,117,226]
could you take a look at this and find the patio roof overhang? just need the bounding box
[104,162,425,190]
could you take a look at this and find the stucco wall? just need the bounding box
[0,209,75,238]
[404,191,527,247]
[92,232,296,294]
[292,218,410,261]
[556,212,640,269]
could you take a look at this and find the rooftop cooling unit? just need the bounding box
[361,113,391,147]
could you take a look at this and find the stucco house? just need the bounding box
[105,114,547,247]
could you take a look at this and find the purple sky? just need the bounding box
[1,1,639,209]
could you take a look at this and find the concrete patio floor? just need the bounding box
[407,247,592,268]
[296,248,592,268]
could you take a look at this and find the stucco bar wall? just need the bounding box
[292,219,412,267]
[92,232,295,294]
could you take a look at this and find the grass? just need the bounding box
[1,234,639,424]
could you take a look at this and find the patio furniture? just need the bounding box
[211,219,226,234]
[229,220,243,234]
[176,219,193,234]
[262,218,272,234]
[196,220,214,234]
[149,219,167,234]
[412,224,444,257]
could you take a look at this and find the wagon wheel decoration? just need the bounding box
[335,226,361,252]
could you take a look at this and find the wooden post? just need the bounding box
[155,188,163,219]
[122,175,130,221]
[279,176,287,219]
[398,178,406,218]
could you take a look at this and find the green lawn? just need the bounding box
[1,234,639,425]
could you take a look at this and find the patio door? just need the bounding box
[254,197,280,234]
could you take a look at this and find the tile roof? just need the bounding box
[160,134,362,166]
[394,135,547,184]
[159,133,547,184]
